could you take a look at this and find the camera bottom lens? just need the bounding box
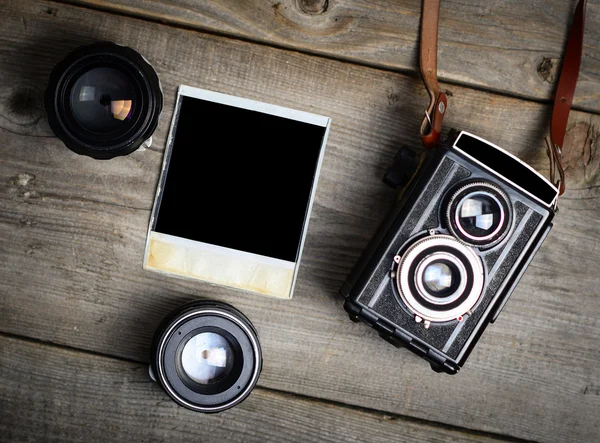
[151,300,262,413]
[394,234,484,323]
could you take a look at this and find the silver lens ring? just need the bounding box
[395,235,484,323]
[153,304,262,413]
[415,252,468,305]
[446,181,512,248]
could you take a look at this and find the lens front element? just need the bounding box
[446,182,512,248]
[181,332,233,385]
[422,261,459,297]
[70,67,136,134]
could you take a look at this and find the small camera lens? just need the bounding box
[151,300,262,413]
[456,194,502,238]
[45,42,162,159]
[446,182,512,248]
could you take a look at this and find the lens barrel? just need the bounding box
[45,42,162,159]
[394,234,484,323]
[150,300,262,413]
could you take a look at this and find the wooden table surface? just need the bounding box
[1,0,599,442]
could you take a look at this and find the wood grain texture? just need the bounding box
[0,335,506,443]
[63,0,600,113]
[1,1,600,442]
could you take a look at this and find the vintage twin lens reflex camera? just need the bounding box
[341,131,559,374]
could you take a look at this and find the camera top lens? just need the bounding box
[45,42,162,159]
[456,193,502,238]
[151,300,262,413]
[446,182,512,248]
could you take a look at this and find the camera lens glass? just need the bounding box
[395,235,485,322]
[45,42,162,159]
[180,332,233,385]
[446,182,512,248]
[456,194,502,238]
[151,300,262,413]
[423,261,460,297]
[69,67,137,134]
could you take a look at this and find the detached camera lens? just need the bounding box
[45,42,162,159]
[151,300,262,413]
[446,182,512,248]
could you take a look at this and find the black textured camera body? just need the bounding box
[341,131,557,374]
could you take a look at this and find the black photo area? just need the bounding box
[154,95,326,262]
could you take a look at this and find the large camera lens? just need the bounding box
[45,42,162,159]
[446,182,512,248]
[395,234,484,323]
[150,300,262,413]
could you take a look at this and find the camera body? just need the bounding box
[341,131,558,374]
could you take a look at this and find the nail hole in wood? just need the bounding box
[298,0,329,15]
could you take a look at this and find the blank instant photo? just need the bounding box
[144,85,331,299]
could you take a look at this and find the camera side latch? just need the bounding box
[383,147,420,189]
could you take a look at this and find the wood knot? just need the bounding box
[537,57,559,83]
[6,87,42,123]
[562,122,599,188]
[298,0,329,14]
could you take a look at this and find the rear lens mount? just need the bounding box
[151,300,262,413]
[45,42,162,159]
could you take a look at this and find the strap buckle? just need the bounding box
[545,136,566,198]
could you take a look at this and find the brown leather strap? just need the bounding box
[419,0,447,149]
[546,0,587,196]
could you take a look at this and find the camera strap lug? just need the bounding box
[419,0,447,149]
[419,0,588,199]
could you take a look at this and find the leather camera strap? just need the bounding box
[546,0,587,196]
[419,0,447,149]
[419,0,587,197]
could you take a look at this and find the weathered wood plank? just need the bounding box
[1,1,600,442]
[0,335,507,443]
[63,0,600,113]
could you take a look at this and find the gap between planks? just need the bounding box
[48,0,600,116]
[0,330,534,443]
